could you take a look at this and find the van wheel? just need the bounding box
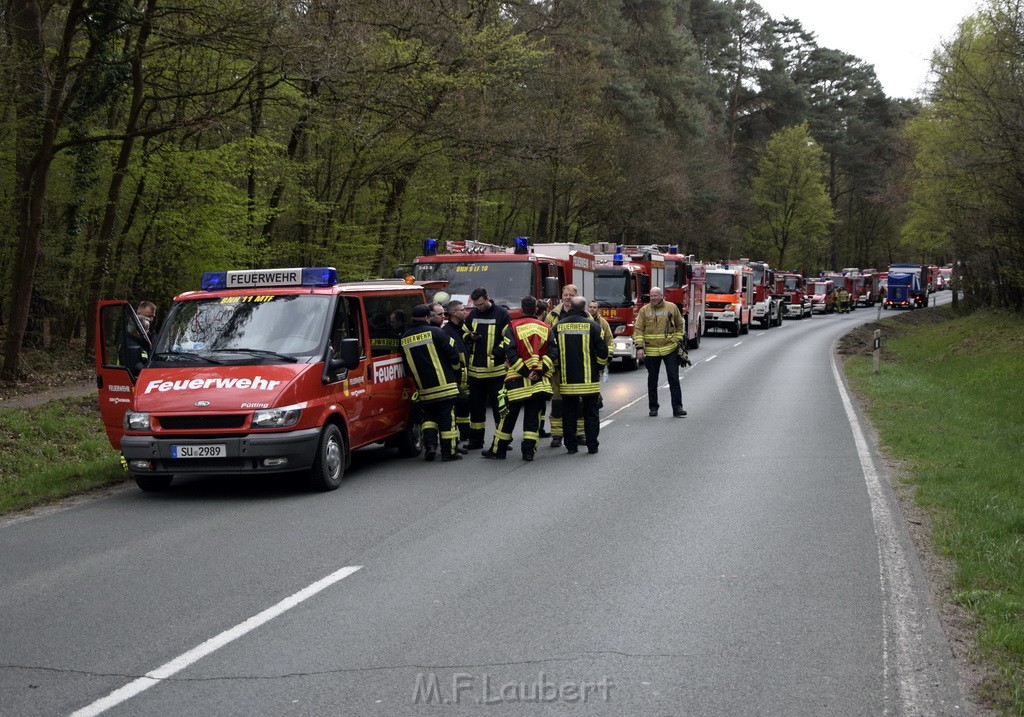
[309,424,345,491]
[388,418,423,458]
[133,473,173,492]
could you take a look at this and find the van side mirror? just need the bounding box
[543,276,559,300]
[322,338,361,383]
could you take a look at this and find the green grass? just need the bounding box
[0,395,127,514]
[845,306,1024,714]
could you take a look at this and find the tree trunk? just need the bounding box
[83,0,157,355]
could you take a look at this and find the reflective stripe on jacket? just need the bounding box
[634,302,684,357]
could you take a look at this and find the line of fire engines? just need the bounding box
[410,239,938,367]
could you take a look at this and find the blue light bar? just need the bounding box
[201,267,338,291]
[514,236,530,254]
[613,253,624,266]
[301,267,338,286]
[201,271,228,291]
[423,238,438,256]
[668,244,678,253]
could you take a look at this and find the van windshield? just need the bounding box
[154,295,330,363]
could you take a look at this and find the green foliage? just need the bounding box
[746,123,833,270]
[0,396,125,513]
[905,0,1024,310]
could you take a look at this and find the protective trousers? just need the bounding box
[562,394,600,451]
[487,393,547,458]
[420,399,458,458]
[644,351,682,412]
[467,376,503,448]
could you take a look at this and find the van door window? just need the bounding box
[364,294,419,356]
[330,297,364,359]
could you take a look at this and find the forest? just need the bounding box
[3,0,1023,379]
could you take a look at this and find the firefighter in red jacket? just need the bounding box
[552,296,608,454]
[482,296,558,461]
[400,304,463,462]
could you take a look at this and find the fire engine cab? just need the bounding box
[592,249,666,369]
[703,263,754,336]
[411,237,595,318]
[95,267,426,492]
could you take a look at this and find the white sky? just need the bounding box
[754,0,984,98]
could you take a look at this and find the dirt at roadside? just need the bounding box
[837,306,953,360]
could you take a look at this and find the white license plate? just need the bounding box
[171,444,226,459]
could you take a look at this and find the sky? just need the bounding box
[754,0,984,98]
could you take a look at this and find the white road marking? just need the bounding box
[732,342,743,347]
[68,565,363,717]
[830,349,935,715]
[705,354,718,362]
[599,419,613,429]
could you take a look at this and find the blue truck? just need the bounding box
[884,271,921,309]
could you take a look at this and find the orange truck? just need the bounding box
[96,268,427,492]
[703,263,754,336]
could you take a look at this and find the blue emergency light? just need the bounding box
[613,253,624,266]
[423,238,438,256]
[669,244,678,254]
[514,236,530,254]
[200,267,338,291]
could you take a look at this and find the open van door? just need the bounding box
[95,301,150,450]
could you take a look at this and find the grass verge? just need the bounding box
[842,305,1024,714]
[0,395,126,515]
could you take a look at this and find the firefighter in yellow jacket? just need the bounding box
[482,296,558,461]
[542,283,578,447]
[400,304,463,461]
[552,296,608,454]
[463,287,512,449]
[634,287,686,417]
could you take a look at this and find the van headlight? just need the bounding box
[252,406,302,428]
[124,412,151,431]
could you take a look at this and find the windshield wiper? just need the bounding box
[152,351,225,365]
[211,348,299,363]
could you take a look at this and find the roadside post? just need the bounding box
[873,329,881,374]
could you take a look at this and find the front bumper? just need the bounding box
[121,427,322,476]
[705,310,737,327]
[611,337,636,362]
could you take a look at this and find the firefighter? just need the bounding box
[835,286,851,313]
[442,299,471,449]
[552,296,608,454]
[399,304,463,461]
[483,296,558,461]
[588,299,614,410]
[463,287,511,450]
[543,284,578,447]
[634,286,686,417]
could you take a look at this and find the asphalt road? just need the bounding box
[0,294,970,716]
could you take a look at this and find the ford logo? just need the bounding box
[194,400,211,407]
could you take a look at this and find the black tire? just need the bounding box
[687,322,702,350]
[731,320,741,337]
[388,417,423,458]
[740,319,749,335]
[133,473,173,492]
[309,424,346,491]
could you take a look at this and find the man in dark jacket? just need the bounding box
[463,287,511,449]
[442,299,471,447]
[400,304,463,461]
[552,297,608,454]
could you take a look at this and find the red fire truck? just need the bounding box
[592,249,666,369]
[96,268,426,492]
[663,248,706,349]
[703,263,754,336]
[823,272,858,311]
[411,238,595,318]
[775,272,812,319]
[806,278,836,314]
